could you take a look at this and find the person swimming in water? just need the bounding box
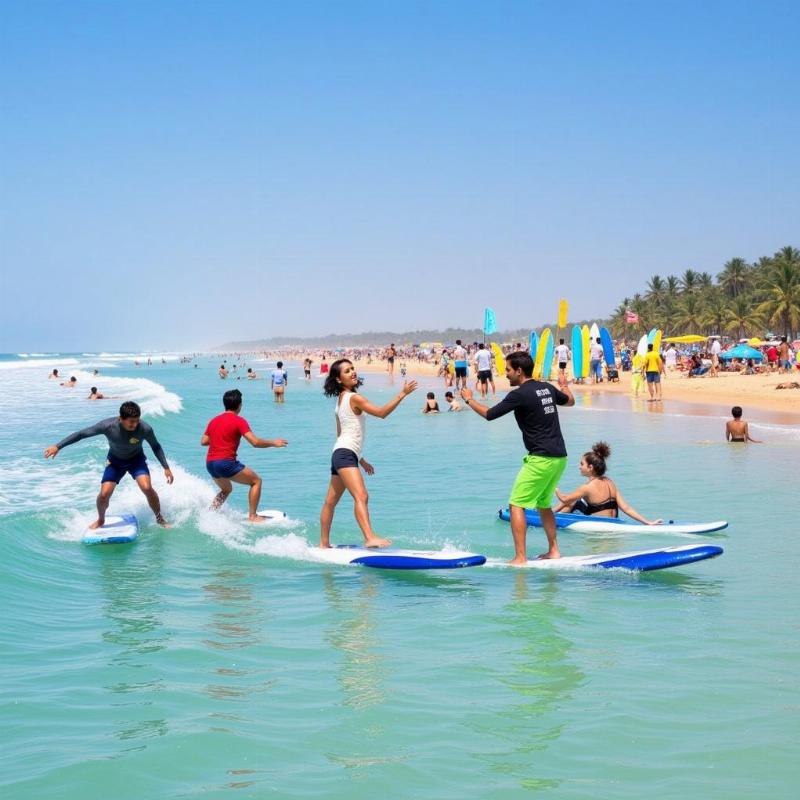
[43,401,174,528]
[422,391,440,413]
[319,358,417,549]
[553,442,663,523]
[725,406,761,443]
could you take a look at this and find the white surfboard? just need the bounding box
[82,514,139,545]
[308,545,486,570]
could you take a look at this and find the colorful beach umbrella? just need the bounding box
[719,344,764,361]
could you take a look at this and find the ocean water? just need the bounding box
[1,353,798,799]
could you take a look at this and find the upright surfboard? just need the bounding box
[309,545,486,570]
[652,329,663,353]
[599,327,615,367]
[82,514,139,545]
[490,342,505,374]
[637,334,648,357]
[647,327,658,345]
[529,331,539,362]
[542,329,555,380]
[590,322,600,342]
[488,543,723,572]
[581,325,591,377]
[534,328,551,379]
[571,325,583,379]
[498,508,728,535]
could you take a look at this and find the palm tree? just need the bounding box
[698,272,714,291]
[756,260,800,337]
[702,290,728,336]
[609,303,629,338]
[724,296,765,340]
[665,275,680,299]
[672,293,705,333]
[717,257,750,298]
[680,269,700,294]
[630,294,648,333]
[646,275,666,305]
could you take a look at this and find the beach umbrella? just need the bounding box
[747,337,764,346]
[663,334,706,344]
[719,344,764,361]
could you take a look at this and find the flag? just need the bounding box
[626,311,639,324]
[483,307,497,336]
[557,298,568,329]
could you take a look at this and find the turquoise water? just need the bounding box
[1,353,798,799]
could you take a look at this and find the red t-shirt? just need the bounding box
[204,412,251,461]
[767,346,778,362]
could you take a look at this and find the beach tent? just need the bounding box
[719,344,764,361]
[663,334,707,344]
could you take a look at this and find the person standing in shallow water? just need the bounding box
[461,351,574,563]
[320,359,417,549]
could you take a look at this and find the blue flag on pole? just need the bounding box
[483,307,497,336]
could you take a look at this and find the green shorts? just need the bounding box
[509,455,567,509]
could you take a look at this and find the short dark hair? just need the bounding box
[506,351,534,377]
[91,387,97,393]
[560,338,565,345]
[223,389,243,410]
[277,361,283,368]
[732,406,743,418]
[647,343,654,351]
[456,339,462,345]
[445,391,454,398]
[119,401,141,419]
[478,342,485,349]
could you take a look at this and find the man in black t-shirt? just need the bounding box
[461,351,574,563]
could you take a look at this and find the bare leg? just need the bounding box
[88,481,116,529]
[336,466,391,547]
[229,466,266,522]
[536,506,560,559]
[210,477,233,510]
[135,474,169,526]
[508,504,529,565]
[319,475,345,547]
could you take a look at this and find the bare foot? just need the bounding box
[319,541,332,549]
[364,537,392,548]
[88,519,105,530]
[247,514,270,524]
[536,550,561,560]
[155,514,171,528]
[508,557,528,566]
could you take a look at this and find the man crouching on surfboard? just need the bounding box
[461,351,574,564]
[43,401,174,529]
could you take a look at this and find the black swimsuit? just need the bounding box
[572,482,619,517]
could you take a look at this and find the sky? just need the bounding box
[1,0,798,351]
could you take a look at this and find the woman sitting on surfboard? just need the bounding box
[553,442,663,524]
[320,359,417,549]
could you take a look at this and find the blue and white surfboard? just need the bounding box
[498,508,728,536]
[309,545,486,570]
[82,514,139,545]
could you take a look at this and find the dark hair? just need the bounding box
[277,361,283,368]
[445,391,454,398]
[70,376,76,381]
[223,389,242,410]
[732,406,743,418]
[781,336,787,343]
[456,339,462,345]
[506,351,534,377]
[91,386,97,393]
[426,391,435,399]
[323,359,362,397]
[596,338,602,344]
[119,401,141,419]
[583,441,611,476]
[247,368,252,373]
[478,342,485,349]
[559,338,565,345]
[52,369,58,375]
[647,343,654,351]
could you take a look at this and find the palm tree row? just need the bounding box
[607,246,800,340]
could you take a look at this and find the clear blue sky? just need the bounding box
[2,0,798,350]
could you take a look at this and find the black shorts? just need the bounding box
[331,448,359,475]
[477,369,492,383]
[455,366,467,378]
[558,362,567,370]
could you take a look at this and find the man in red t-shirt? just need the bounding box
[201,389,288,522]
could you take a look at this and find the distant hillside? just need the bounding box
[216,322,598,350]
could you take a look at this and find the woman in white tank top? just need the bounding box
[320,359,417,549]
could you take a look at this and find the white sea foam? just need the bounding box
[0,357,81,371]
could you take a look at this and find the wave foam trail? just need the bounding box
[67,369,182,416]
[0,357,80,371]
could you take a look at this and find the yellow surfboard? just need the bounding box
[534,328,551,379]
[581,325,591,378]
[490,342,505,374]
[653,329,663,353]
[557,298,568,329]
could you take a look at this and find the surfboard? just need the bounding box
[571,325,583,379]
[82,514,139,545]
[599,327,615,367]
[652,329,663,353]
[534,328,551,379]
[488,543,723,572]
[580,325,591,377]
[542,329,554,380]
[498,508,728,535]
[647,327,658,345]
[529,331,539,363]
[557,298,568,329]
[309,545,486,570]
[636,334,648,357]
[490,342,505,374]
[590,322,600,342]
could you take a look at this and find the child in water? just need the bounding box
[422,392,440,413]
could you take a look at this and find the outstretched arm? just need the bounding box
[243,431,288,449]
[744,423,762,443]
[616,489,662,525]
[351,381,418,418]
[44,420,107,458]
[554,484,589,511]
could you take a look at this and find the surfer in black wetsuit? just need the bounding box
[43,401,173,529]
[553,441,663,524]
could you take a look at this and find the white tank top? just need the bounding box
[333,391,365,456]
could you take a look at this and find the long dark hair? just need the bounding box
[323,359,363,397]
[584,441,611,477]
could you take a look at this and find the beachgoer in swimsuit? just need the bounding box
[319,359,417,549]
[386,343,397,375]
[444,391,461,411]
[422,392,440,413]
[43,401,174,528]
[554,442,663,523]
[61,376,77,388]
[49,369,59,380]
[453,340,469,391]
[473,343,495,398]
[725,406,761,443]
[88,387,106,400]
[202,389,288,522]
[461,351,575,563]
[219,364,229,379]
[271,361,288,403]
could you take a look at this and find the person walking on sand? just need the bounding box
[202,389,288,522]
[461,351,574,563]
[320,359,417,549]
[589,338,603,383]
[271,361,288,403]
[709,338,721,377]
[43,401,174,529]
[725,406,762,443]
[643,343,665,401]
